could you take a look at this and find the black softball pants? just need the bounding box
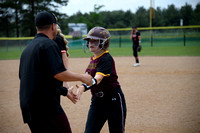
[84,88,127,133]
[132,44,138,58]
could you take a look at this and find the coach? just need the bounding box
[19,11,92,132]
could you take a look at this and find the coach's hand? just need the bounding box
[66,86,78,104]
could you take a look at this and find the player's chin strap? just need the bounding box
[82,41,88,53]
[82,78,97,92]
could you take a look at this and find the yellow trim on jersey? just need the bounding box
[93,51,109,60]
[96,72,110,77]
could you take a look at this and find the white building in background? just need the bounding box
[68,23,87,37]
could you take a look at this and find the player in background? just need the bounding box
[76,27,127,133]
[130,26,141,67]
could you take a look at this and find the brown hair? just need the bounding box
[36,24,51,31]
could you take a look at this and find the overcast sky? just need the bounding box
[60,0,200,16]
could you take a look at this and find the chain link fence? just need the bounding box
[0,26,200,52]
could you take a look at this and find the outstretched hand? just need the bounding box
[76,85,85,100]
[66,86,78,104]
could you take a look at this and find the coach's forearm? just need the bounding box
[54,70,84,82]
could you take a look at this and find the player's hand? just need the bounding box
[66,86,78,104]
[81,73,93,86]
[76,85,85,100]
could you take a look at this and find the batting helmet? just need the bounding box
[83,27,111,49]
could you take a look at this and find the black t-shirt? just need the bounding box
[131,31,140,45]
[19,33,66,123]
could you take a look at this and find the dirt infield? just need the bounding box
[0,56,200,133]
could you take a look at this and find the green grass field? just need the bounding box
[0,46,200,60]
[1,30,199,60]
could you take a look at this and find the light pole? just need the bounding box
[150,0,154,47]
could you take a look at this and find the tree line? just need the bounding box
[0,0,199,37]
[0,0,68,37]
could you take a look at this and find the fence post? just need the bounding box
[151,34,153,47]
[184,33,186,46]
[119,32,121,48]
[6,41,8,51]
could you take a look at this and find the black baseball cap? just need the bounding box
[35,11,58,26]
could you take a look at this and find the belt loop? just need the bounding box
[94,91,104,98]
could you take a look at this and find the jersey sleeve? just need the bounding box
[96,55,113,77]
[44,43,66,76]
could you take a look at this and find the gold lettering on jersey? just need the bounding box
[87,63,97,69]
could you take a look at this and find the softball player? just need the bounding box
[130,26,141,67]
[76,27,127,133]
[54,25,78,104]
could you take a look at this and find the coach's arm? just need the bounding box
[54,70,92,86]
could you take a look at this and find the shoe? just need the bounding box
[133,63,140,67]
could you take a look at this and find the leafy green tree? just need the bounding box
[124,10,134,27]
[152,7,165,26]
[134,6,149,27]
[162,4,180,26]
[88,4,104,29]
[0,0,18,37]
[21,0,69,36]
[1,1,199,37]
[180,3,193,26]
[109,10,125,28]
[100,11,111,28]
[0,0,69,37]
[191,3,200,25]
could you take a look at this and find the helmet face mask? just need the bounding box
[83,27,110,53]
[83,39,103,53]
